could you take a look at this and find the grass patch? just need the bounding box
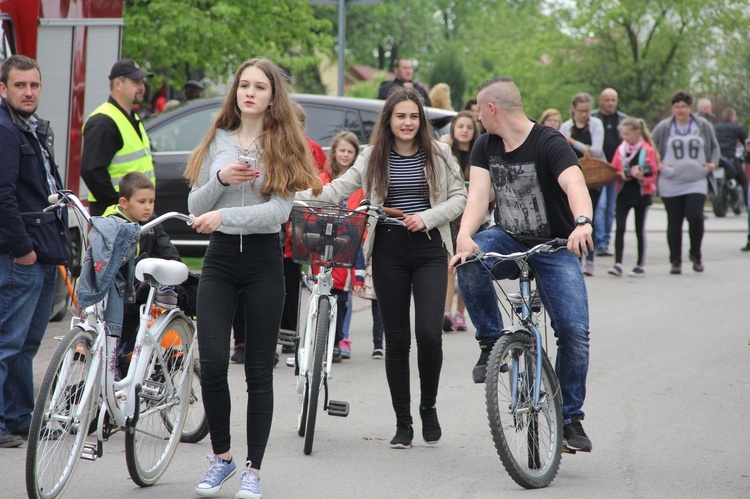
[182,257,204,271]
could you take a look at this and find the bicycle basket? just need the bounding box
[290,205,368,267]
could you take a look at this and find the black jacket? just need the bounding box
[377,78,432,107]
[0,100,69,264]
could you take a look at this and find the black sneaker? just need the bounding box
[472,344,493,384]
[689,253,704,272]
[281,344,295,354]
[0,428,23,448]
[742,239,750,252]
[231,344,245,364]
[563,416,592,452]
[389,425,414,449]
[419,406,441,444]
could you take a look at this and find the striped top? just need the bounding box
[383,149,431,225]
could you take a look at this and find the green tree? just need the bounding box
[544,0,750,124]
[123,0,333,91]
[428,46,466,109]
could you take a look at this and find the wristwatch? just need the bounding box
[575,215,592,226]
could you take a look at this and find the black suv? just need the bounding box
[145,94,456,256]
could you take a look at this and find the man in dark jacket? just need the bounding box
[377,58,431,106]
[0,55,69,448]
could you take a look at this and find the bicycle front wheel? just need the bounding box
[26,327,98,499]
[303,296,330,455]
[125,316,193,486]
[485,332,563,489]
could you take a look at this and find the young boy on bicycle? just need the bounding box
[104,171,198,358]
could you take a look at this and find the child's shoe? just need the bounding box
[452,312,467,331]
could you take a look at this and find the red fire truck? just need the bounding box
[1,0,124,319]
[0,0,124,194]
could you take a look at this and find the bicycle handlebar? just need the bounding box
[456,238,569,268]
[46,190,195,234]
[294,198,406,227]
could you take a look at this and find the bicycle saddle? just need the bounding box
[136,258,189,286]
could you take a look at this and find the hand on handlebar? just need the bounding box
[567,224,594,258]
[449,233,479,270]
[192,210,223,234]
[402,213,425,232]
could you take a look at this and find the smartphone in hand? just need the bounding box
[238,155,257,169]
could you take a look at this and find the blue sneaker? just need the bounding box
[196,455,236,496]
[236,462,262,499]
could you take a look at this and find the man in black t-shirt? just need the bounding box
[450,77,593,453]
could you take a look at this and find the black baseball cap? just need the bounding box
[109,59,154,80]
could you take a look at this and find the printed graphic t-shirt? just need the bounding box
[471,123,580,245]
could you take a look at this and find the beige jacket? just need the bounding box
[299,140,467,261]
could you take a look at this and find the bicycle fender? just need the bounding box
[501,326,529,336]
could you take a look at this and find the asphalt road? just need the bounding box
[4,205,750,498]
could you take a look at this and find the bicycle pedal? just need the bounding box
[139,380,166,402]
[278,329,298,346]
[80,441,100,461]
[327,400,349,417]
[562,445,577,455]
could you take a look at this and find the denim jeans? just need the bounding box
[594,181,617,250]
[456,226,590,423]
[0,253,57,432]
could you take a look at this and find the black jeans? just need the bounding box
[197,232,284,469]
[661,193,706,263]
[614,200,648,267]
[371,225,447,427]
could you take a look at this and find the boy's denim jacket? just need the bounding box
[77,216,139,336]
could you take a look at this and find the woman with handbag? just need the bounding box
[652,90,719,274]
[560,92,605,276]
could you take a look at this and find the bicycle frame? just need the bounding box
[463,239,566,417]
[296,268,337,394]
[44,191,197,439]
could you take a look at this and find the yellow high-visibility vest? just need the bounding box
[85,102,154,201]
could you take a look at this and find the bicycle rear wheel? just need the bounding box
[485,331,563,489]
[125,316,193,486]
[303,296,330,455]
[26,327,98,499]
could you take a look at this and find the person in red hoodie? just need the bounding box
[606,117,659,278]
[317,131,365,361]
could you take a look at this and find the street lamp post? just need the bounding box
[311,0,379,96]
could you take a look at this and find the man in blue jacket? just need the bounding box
[0,55,69,448]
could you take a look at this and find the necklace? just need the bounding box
[671,116,694,136]
[234,130,258,156]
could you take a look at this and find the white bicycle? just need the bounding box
[287,200,401,455]
[26,190,199,498]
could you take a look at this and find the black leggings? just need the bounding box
[661,193,706,263]
[371,225,447,427]
[197,232,284,469]
[614,199,648,267]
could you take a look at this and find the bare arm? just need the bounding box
[557,166,594,257]
[449,166,491,267]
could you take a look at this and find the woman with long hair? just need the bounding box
[560,92,605,276]
[300,87,466,448]
[185,57,321,498]
[440,111,480,332]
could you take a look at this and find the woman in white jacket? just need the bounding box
[301,87,466,449]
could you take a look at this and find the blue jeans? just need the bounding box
[0,253,57,432]
[456,227,590,424]
[594,181,617,250]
